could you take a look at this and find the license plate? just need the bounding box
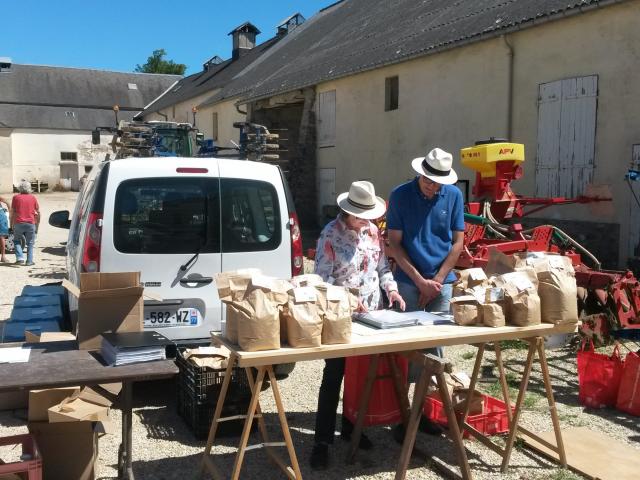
[144,308,201,327]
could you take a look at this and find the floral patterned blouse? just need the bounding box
[314,215,397,310]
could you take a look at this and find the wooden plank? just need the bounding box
[523,427,640,480]
[211,323,577,368]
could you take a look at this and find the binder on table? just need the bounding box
[100,331,171,366]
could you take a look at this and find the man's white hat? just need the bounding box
[411,147,458,185]
[336,181,387,220]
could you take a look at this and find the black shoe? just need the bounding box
[392,424,406,444]
[309,443,329,471]
[392,418,444,445]
[419,417,444,436]
[340,430,373,450]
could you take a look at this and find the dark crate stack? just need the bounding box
[176,348,253,439]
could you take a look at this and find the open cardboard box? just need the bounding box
[62,272,144,350]
[28,420,103,480]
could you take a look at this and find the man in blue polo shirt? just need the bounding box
[387,147,465,439]
[387,146,465,315]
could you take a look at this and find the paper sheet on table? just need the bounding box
[0,347,31,363]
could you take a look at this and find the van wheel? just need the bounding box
[273,362,296,379]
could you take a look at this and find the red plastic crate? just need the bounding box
[343,354,408,427]
[423,393,513,438]
[0,433,42,480]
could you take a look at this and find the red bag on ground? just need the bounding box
[577,340,623,408]
[616,351,640,416]
[343,354,408,426]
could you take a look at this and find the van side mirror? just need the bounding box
[49,210,71,229]
[196,132,204,146]
[91,129,101,145]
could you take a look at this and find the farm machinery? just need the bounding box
[457,139,640,343]
[92,120,281,162]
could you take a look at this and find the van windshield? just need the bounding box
[113,177,281,254]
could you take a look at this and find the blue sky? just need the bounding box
[1,0,331,74]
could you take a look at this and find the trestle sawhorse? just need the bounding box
[202,323,576,480]
[201,351,302,480]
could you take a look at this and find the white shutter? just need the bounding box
[536,75,597,197]
[317,90,336,147]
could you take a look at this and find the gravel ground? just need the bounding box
[0,192,638,480]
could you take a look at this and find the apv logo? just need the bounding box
[499,148,514,155]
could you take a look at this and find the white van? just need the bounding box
[50,157,304,343]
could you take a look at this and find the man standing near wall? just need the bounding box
[386,147,465,436]
[11,179,40,266]
[387,147,465,313]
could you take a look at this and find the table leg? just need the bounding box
[535,339,567,467]
[494,343,513,423]
[436,373,472,480]
[118,381,135,480]
[202,355,237,460]
[500,339,537,473]
[347,354,380,464]
[230,366,266,480]
[267,366,303,480]
[389,355,411,428]
[394,360,431,480]
[457,343,485,433]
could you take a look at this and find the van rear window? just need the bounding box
[113,177,280,254]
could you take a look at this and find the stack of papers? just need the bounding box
[354,310,455,329]
[0,346,31,363]
[101,331,170,366]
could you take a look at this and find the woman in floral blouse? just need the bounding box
[310,180,405,470]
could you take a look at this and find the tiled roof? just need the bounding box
[199,0,625,106]
[0,64,179,129]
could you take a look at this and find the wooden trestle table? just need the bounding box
[202,321,577,480]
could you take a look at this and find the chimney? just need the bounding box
[0,57,12,72]
[276,13,305,37]
[203,55,223,71]
[228,22,260,60]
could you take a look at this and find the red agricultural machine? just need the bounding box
[457,139,640,344]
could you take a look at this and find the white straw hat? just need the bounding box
[411,147,458,185]
[336,181,387,220]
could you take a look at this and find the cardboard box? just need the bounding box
[29,387,81,422]
[47,387,111,424]
[63,272,143,350]
[24,331,76,343]
[28,421,99,480]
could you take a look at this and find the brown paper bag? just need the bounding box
[495,268,541,326]
[283,286,323,347]
[290,274,324,288]
[454,268,489,291]
[216,270,261,342]
[533,256,578,324]
[215,269,261,301]
[451,295,482,326]
[481,303,506,328]
[315,284,357,345]
[236,289,280,352]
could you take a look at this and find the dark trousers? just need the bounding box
[314,357,353,445]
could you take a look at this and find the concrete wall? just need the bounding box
[10,129,112,189]
[315,0,640,267]
[197,100,245,149]
[0,129,13,192]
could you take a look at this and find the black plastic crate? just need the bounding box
[176,348,254,439]
[177,386,254,439]
[176,348,252,404]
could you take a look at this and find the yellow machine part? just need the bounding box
[460,142,525,178]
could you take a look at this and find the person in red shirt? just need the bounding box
[11,180,40,266]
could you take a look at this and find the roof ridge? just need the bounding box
[12,63,181,77]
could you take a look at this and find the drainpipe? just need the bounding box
[502,34,514,141]
[156,111,168,121]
